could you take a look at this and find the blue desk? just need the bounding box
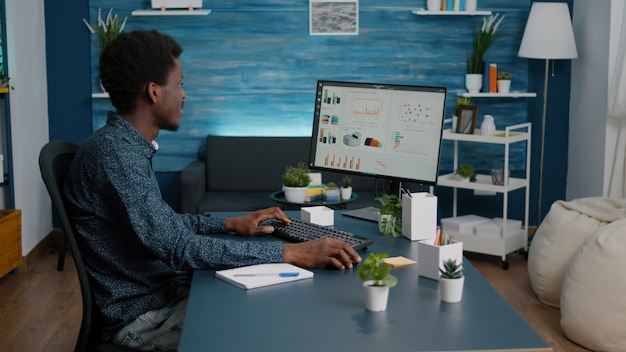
[179,211,551,352]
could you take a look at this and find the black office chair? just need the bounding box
[39,140,136,352]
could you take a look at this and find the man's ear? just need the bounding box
[146,82,159,104]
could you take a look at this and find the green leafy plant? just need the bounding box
[340,175,352,188]
[455,163,475,179]
[325,181,337,188]
[374,193,402,217]
[454,97,472,116]
[281,162,312,187]
[356,253,398,287]
[83,8,128,49]
[439,258,464,279]
[497,71,512,80]
[467,13,506,74]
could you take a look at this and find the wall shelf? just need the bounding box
[459,92,537,98]
[92,92,109,99]
[132,8,211,16]
[411,9,492,16]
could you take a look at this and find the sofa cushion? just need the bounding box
[560,218,626,351]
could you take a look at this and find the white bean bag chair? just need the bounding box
[527,197,626,308]
[560,218,626,351]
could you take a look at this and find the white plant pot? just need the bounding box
[440,276,465,303]
[465,74,483,93]
[363,280,390,312]
[324,188,340,202]
[497,80,511,94]
[464,0,477,11]
[377,214,395,233]
[340,186,352,200]
[426,0,442,11]
[152,0,203,9]
[283,186,307,203]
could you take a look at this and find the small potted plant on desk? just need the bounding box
[497,71,512,94]
[356,253,398,312]
[281,162,312,204]
[324,181,340,203]
[374,193,402,237]
[340,175,352,200]
[454,163,475,182]
[439,258,464,303]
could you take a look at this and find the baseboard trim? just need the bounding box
[21,229,63,272]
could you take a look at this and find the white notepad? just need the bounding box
[215,263,314,290]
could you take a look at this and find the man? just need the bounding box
[64,29,361,351]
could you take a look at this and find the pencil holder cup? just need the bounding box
[401,192,437,242]
[417,240,463,281]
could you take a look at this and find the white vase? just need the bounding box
[480,115,496,136]
[464,0,477,11]
[440,276,464,303]
[340,186,352,200]
[363,280,390,312]
[465,74,483,93]
[283,186,307,203]
[497,80,511,94]
[427,0,442,11]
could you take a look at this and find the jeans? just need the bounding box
[110,286,189,351]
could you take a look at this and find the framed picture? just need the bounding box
[456,105,478,134]
[310,0,359,36]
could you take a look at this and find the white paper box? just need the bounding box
[301,206,334,226]
[474,218,522,238]
[441,214,490,234]
[152,0,203,9]
[417,240,463,281]
[402,192,437,241]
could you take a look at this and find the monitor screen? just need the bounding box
[308,80,447,186]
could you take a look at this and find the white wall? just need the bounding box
[567,0,611,200]
[5,0,53,255]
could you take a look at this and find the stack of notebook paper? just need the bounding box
[215,263,314,289]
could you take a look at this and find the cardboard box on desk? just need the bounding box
[402,192,437,241]
[301,206,334,226]
[417,240,463,281]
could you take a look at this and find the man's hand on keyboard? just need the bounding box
[283,239,362,270]
[224,207,291,236]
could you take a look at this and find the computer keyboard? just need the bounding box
[267,218,373,251]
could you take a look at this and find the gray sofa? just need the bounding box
[180,136,380,214]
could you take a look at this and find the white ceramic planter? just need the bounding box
[427,0,442,11]
[363,280,390,312]
[283,186,307,203]
[377,214,395,233]
[440,276,465,303]
[465,74,483,93]
[340,186,352,200]
[497,80,511,94]
[464,0,477,11]
[152,0,203,9]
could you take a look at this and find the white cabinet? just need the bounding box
[432,121,531,269]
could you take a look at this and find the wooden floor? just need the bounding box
[0,241,593,352]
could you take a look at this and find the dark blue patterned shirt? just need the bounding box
[64,112,283,338]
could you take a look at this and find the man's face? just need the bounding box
[156,58,186,131]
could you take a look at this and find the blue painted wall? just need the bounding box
[45,0,574,225]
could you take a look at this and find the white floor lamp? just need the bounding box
[518,2,578,225]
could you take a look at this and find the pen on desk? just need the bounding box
[234,272,300,277]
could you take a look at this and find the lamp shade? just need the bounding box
[518,2,578,59]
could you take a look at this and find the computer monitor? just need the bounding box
[308,80,447,192]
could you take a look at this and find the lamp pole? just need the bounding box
[537,58,549,225]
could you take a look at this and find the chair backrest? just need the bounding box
[39,141,93,352]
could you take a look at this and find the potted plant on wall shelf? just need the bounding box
[374,193,402,237]
[83,8,127,92]
[439,258,464,303]
[496,71,512,94]
[281,162,312,203]
[340,175,352,200]
[466,13,505,93]
[356,252,398,312]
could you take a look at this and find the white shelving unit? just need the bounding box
[92,92,109,99]
[411,9,492,16]
[433,122,531,269]
[132,9,211,16]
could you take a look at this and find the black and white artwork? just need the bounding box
[310,1,359,35]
